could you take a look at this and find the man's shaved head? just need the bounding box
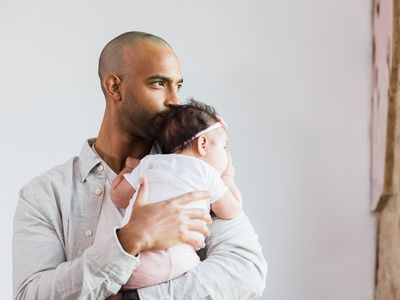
[96,31,182,141]
[98,31,171,90]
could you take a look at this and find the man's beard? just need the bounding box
[118,106,154,141]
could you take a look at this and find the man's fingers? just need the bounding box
[133,177,149,209]
[187,222,210,238]
[174,191,209,205]
[185,208,212,224]
[180,234,205,249]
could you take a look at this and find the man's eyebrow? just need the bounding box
[147,75,184,83]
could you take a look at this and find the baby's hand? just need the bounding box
[112,157,140,190]
[220,152,242,207]
[222,152,235,178]
[111,157,141,208]
[125,157,140,171]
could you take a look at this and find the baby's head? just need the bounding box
[153,99,229,174]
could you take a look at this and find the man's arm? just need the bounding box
[138,212,268,300]
[136,153,267,300]
[13,190,140,300]
[13,178,213,299]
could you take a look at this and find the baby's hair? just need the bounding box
[153,99,220,154]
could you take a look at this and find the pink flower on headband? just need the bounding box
[216,115,228,128]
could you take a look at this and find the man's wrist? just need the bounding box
[117,227,143,256]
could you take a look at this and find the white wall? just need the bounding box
[0,1,375,299]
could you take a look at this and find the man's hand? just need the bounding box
[117,178,212,256]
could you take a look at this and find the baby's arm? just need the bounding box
[111,158,140,208]
[221,175,242,207]
[211,153,242,219]
[111,177,136,208]
[211,188,242,219]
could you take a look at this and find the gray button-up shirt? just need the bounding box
[13,139,267,299]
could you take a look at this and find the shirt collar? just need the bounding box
[91,143,117,181]
[78,138,102,183]
[78,138,161,183]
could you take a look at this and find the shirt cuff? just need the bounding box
[114,227,141,258]
[100,227,141,284]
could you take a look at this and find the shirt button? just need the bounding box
[97,164,104,172]
[85,229,93,237]
[95,188,102,195]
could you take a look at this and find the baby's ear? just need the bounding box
[196,135,208,156]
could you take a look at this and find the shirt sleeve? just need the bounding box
[138,212,268,300]
[207,167,229,203]
[13,187,141,300]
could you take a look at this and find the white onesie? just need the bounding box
[121,153,228,289]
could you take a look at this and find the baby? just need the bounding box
[111,99,242,290]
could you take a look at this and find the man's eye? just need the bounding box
[152,81,165,87]
[177,83,183,91]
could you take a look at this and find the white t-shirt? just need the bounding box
[121,154,229,227]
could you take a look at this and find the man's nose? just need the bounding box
[165,88,180,106]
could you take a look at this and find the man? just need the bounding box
[13,31,267,299]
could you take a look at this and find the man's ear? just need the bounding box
[196,135,208,156]
[103,74,122,101]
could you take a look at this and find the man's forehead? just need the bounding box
[122,45,182,79]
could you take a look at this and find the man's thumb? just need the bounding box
[134,177,149,208]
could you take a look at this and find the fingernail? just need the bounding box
[139,177,144,185]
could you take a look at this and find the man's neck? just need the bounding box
[95,127,152,174]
